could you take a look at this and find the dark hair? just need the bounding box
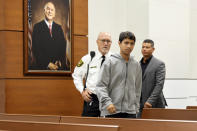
[119,31,136,43]
[143,39,154,47]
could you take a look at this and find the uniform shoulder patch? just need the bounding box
[77,59,84,67]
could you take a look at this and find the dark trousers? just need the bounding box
[106,113,137,118]
[137,108,143,118]
[82,94,100,117]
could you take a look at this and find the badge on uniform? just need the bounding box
[77,59,84,67]
[90,66,97,68]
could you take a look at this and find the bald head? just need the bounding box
[97,32,111,39]
[96,32,112,55]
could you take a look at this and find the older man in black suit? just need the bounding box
[32,2,67,70]
[138,39,167,117]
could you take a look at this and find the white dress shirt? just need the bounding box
[72,51,111,94]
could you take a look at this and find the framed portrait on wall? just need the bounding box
[24,0,72,75]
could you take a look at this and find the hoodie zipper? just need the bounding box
[121,62,128,112]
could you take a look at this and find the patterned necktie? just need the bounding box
[49,24,52,36]
[100,55,105,67]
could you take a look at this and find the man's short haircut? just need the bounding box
[143,39,154,47]
[44,2,55,10]
[119,31,136,43]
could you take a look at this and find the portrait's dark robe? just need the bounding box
[31,20,67,70]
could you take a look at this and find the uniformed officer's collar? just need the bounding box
[96,51,112,59]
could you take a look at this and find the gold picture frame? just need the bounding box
[24,0,72,76]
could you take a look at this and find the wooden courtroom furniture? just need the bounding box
[1,114,197,131]
[0,0,88,116]
[0,120,119,131]
[141,108,197,120]
[0,114,118,131]
[60,115,197,131]
[186,106,197,109]
[0,113,60,123]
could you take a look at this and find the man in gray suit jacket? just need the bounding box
[138,39,167,117]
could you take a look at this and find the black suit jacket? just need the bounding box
[140,56,167,108]
[31,20,67,70]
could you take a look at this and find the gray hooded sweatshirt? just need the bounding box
[96,53,142,116]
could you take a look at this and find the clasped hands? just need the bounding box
[48,61,62,70]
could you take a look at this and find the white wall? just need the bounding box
[88,0,197,108]
[126,0,149,60]
[148,0,190,79]
[88,0,128,53]
[190,0,197,78]
[164,79,197,109]
[88,0,148,60]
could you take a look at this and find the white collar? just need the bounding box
[44,19,53,28]
[96,51,111,59]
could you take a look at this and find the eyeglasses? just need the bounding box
[98,39,112,43]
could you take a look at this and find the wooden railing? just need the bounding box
[1,113,197,131]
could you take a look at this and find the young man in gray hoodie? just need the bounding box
[96,31,142,118]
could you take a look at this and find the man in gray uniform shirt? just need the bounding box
[96,31,142,118]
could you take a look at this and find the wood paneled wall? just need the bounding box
[0,0,88,115]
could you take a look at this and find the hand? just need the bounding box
[48,62,59,70]
[107,104,116,114]
[55,61,62,67]
[82,89,92,102]
[144,102,152,108]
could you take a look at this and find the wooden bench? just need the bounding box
[1,113,197,131]
[141,108,197,120]
[0,120,119,131]
[60,115,197,131]
[0,113,60,122]
[186,106,197,109]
